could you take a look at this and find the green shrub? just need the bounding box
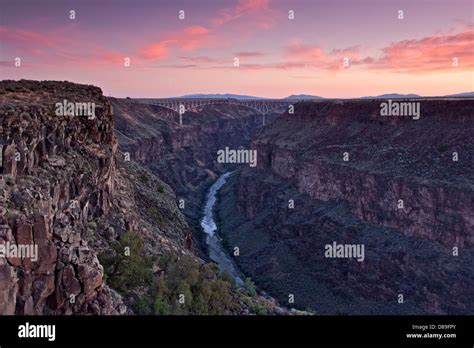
[99,232,154,293]
[101,238,249,315]
[244,277,257,297]
[251,303,268,315]
[149,255,237,315]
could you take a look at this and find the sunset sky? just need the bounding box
[1,0,473,98]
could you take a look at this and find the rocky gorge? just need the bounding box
[110,97,278,252]
[217,99,474,314]
[0,80,284,315]
[1,80,472,316]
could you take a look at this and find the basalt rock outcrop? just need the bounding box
[218,99,474,314]
[0,80,122,314]
[0,80,193,314]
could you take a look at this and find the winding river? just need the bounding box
[200,172,244,286]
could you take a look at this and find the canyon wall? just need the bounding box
[0,80,120,314]
[252,99,473,248]
[218,99,474,314]
[0,81,193,314]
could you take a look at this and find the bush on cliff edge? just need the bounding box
[100,233,241,315]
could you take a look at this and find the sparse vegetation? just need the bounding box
[145,206,164,226]
[100,234,244,315]
[99,232,154,293]
[138,173,149,184]
[148,254,239,315]
[244,277,257,297]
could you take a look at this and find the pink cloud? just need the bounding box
[282,42,362,71]
[139,26,212,60]
[285,43,326,61]
[370,29,474,72]
[221,28,474,74]
[141,41,171,60]
[183,26,210,36]
[213,0,270,25]
[0,26,127,68]
[179,26,211,51]
[179,56,223,64]
[82,50,125,67]
[0,26,58,49]
[139,1,280,63]
[234,51,266,57]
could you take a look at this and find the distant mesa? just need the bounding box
[163,91,473,101]
[361,92,474,99]
[284,94,325,100]
[361,93,421,99]
[444,91,474,98]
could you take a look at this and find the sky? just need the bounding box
[0,0,473,98]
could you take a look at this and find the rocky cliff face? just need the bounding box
[0,80,121,314]
[0,81,193,314]
[252,99,473,248]
[218,99,474,314]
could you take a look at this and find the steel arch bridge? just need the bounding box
[137,98,291,115]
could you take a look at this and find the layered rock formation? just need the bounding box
[218,99,474,314]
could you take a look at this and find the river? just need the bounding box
[200,172,244,286]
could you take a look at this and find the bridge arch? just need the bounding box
[142,99,291,121]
